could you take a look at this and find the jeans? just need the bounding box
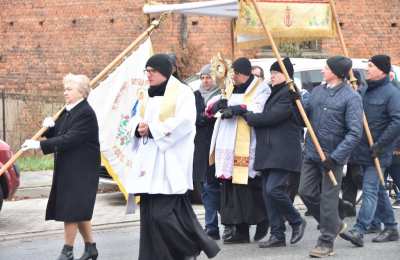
[299,159,343,246]
[262,170,302,240]
[201,177,221,234]
[354,166,397,233]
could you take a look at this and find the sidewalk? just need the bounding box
[0,171,205,241]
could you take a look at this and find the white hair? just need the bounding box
[63,73,91,98]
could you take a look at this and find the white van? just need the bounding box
[187,58,400,92]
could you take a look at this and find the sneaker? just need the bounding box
[309,245,335,258]
[372,228,399,243]
[339,229,364,247]
[392,200,400,209]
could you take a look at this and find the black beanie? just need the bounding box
[370,54,391,74]
[232,57,252,76]
[327,56,352,79]
[145,54,173,79]
[270,57,294,79]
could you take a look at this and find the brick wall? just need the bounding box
[0,0,399,150]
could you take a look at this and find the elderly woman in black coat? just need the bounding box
[22,73,100,260]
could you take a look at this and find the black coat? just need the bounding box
[193,91,216,186]
[245,84,303,173]
[41,99,100,222]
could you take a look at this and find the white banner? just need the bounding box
[88,39,153,199]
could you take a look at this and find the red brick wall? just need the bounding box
[0,0,399,149]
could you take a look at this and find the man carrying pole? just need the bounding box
[294,56,363,257]
[340,55,400,247]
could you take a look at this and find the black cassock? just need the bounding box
[139,194,220,260]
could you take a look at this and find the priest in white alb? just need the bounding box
[126,54,220,260]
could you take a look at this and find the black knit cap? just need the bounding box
[327,56,352,79]
[232,57,252,76]
[145,54,173,78]
[370,54,391,74]
[270,57,294,79]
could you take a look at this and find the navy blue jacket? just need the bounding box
[302,82,363,165]
[351,77,400,167]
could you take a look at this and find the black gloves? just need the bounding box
[371,143,384,158]
[221,105,248,119]
[211,99,228,114]
[322,156,336,172]
[288,88,301,102]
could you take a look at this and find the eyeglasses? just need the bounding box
[144,68,158,74]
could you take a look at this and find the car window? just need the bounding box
[296,70,324,92]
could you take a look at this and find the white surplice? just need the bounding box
[126,76,196,195]
[209,78,271,180]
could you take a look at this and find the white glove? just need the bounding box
[42,117,55,128]
[21,139,41,151]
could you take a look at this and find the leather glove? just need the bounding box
[21,139,41,151]
[322,156,336,172]
[221,108,233,119]
[371,143,384,158]
[288,88,301,102]
[42,117,55,128]
[211,99,228,114]
[229,105,248,116]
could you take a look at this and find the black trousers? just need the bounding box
[261,169,302,240]
[342,163,363,205]
[299,159,343,247]
[139,194,220,260]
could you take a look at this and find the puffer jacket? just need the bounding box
[351,77,400,167]
[302,82,363,165]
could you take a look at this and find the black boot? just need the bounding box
[223,224,250,244]
[57,245,73,260]
[254,220,269,242]
[78,242,98,260]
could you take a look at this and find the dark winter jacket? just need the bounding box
[245,83,303,173]
[301,82,363,165]
[351,77,400,167]
[41,99,100,222]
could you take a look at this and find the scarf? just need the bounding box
[199,83,220,104]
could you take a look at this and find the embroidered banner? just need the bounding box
[236,0,335,48]
[88,39,153,199]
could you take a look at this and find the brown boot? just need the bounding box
[309,244,335,258]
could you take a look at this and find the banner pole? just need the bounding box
[250,0,337,185]
[329,0,384,185]
[0,14,169,177]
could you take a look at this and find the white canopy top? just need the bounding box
[143,0,239,18]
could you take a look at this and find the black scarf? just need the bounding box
[148,80,168,97]
[269,82,286,98]
[233,74,254,94]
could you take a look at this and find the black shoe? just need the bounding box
[223,227,250,244]
[258,236,286,248]
[366,226,382,234]
[78,242,98,260]
[339,229,364,247]
[254,221,269,242]
[205,229,220,240]
[290,218,307,244]
[339,200,356,218]
[184,256,197,260]
[222,225,234,240]
[372,229,399,243]
[57,245,74,260]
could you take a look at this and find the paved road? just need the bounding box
[1,208,400,260]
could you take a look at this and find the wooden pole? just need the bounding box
[329,0,385,185]
[0,14,168,178]
[250,0,337,185]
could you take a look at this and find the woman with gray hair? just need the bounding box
[22,73,100,260]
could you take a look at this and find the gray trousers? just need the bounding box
[299,159,343,247]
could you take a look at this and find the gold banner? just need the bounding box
[237,0,336,48]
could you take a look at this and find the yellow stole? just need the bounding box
[139,77,180,122]
[210,78,261,185]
